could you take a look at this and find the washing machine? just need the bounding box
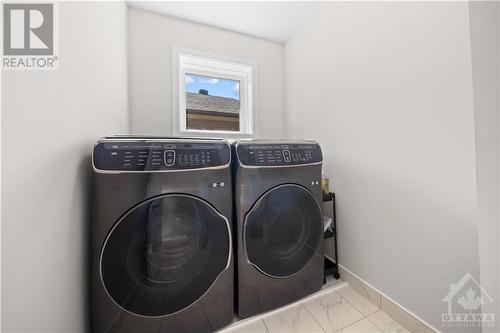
[91,137,233,333]
[233,140,324,318]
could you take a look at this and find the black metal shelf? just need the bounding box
[323,191,340,280]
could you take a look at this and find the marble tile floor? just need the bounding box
[219,278,410,333]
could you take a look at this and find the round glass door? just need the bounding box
[100,194,230,317]
[244,184,322,278]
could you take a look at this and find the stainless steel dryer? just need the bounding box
[233,140,324,318]
[91,137,233,333]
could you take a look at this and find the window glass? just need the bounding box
[185,73,240,132]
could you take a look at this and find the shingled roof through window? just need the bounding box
[186,92,240,114]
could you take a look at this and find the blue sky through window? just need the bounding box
[186,74,240,100]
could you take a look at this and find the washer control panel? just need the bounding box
[93,140,231,171]
[236,142,322,167]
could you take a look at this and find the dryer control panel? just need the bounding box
[236,142,322,167]
[93,139,231,172]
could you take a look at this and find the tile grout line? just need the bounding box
[263,283,376,333]
[252,285,346,333]
[223,282,408,333]
[365,311,387,333]
[302,285,377,333]
[336,296,372,331]
[339,287,409,332]
[339,283,411,332]
[260,317,271,333]
[371,308,412,333]
[337,287,377,319]
[221,282,351,332]
[300,302,327,333]
[338,294,367,320]
[338,315,372,333]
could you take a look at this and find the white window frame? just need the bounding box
[172,47,256,138]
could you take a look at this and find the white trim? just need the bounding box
[172,47,257,138]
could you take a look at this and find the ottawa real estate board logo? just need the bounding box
[2,2,58,70]
[442,272,495,329]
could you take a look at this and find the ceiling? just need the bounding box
[126,1,324,43]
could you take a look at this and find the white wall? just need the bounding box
[469,2,500,331]
[285,2,479,331]
[127,7,285,138]
[1,2,128,332]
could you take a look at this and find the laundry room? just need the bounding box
[1,1,499,333]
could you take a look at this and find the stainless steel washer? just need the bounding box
[91,137,233,333]
[233,140,324,318]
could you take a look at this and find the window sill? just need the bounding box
[174,130,254,140]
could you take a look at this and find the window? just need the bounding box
[185,74,240,132]
[173,48,255,137]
